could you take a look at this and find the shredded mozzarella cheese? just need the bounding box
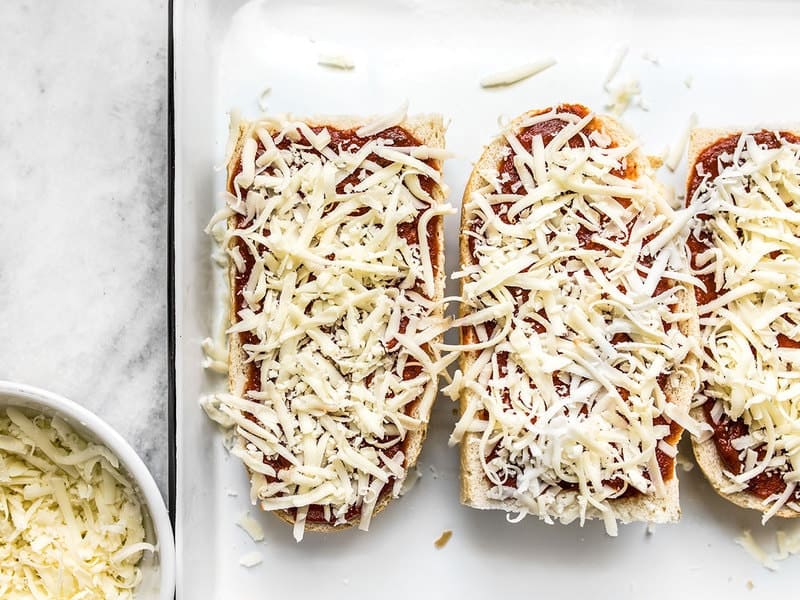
[665,113,698,172]
[604,46,629,88]
[0,408,153,599]
[479,58,557,89]
[736,530,779,570]
[236,511,265,542]
[239,551,263,568]
[317,54,355,70]
[605,79,642,117]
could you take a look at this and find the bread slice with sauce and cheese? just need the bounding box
[686,127,800,521]
[447,104,701,534]
[208,108,453,541]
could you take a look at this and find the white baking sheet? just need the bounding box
[173,1,800,597]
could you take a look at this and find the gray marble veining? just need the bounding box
[0,0,169,497]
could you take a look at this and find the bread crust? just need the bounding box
[458,106,699,525]
[225,113,448,533]
[687,127,800,520]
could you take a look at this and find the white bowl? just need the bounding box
[0,380,175,599]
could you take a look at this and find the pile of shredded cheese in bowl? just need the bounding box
[0,407,154,599]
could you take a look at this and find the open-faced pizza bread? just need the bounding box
[211,110,452,540]
[686,128,800,520]
[449,103,701,534]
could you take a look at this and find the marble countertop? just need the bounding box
[0,1,169,497]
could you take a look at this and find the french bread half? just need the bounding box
[687,127,800,520]
[450,104,700,534]
[216,111,450,540]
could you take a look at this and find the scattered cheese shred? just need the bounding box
[0,408,153,599]
[207,113,454,541]
[775,526,800,559]
[450,106,698,533]
[689,131,800,519]
[257,86,271,112]
[736,530,779,571]
[236,512,265,542]
[605,79,642,117]
[602,48,650,117]
[399,466,421,496]
[604,46,629,88]
[239,551,263,568]
[317,54,355,70]
[665,113,697,172]
[480,58,557,89]
[675,452,695,472]
[736,525,800,569]
[641,51,660,66]
[201,335,228,374]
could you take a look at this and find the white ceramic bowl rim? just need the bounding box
[0,380,176,599]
